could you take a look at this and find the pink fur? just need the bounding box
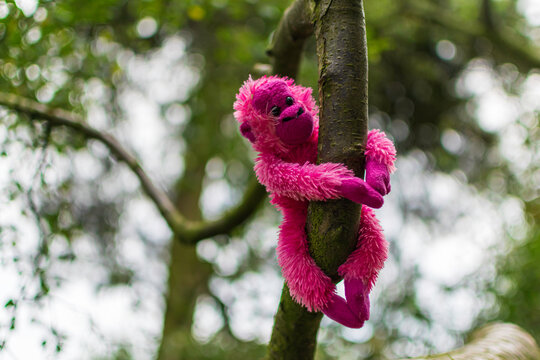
[338,207,388,292]
[234,75,318,156]
[255,154,354,202]
[366,129,397,173]
[234,76,396,321]
[276,196,335,311]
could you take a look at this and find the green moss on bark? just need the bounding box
[308,0,368,277]
[267,286,322,360]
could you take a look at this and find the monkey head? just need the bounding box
[234,76,318,154]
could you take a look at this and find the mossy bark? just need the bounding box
[267,286,322,360]
[267,0,369,358]
[307,0,368,278]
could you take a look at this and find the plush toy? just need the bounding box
[233,76,396,328]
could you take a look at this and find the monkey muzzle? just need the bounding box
[281,106,305,123]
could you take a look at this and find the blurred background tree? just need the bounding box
[0,0,538,359]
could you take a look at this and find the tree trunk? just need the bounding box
[157,158,212,360]
[267,0,369,358]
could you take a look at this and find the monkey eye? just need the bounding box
[286,96,294,106]
[271,106,281,116]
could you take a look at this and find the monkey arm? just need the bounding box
[254,154,354,201]
[365,129,396,172]
[365,130,396,195]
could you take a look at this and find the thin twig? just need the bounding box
[27,121,53,298]
[208,293,238,341]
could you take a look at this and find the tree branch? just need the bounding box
[182,178,266,243]
[399,323,540,360]
[0,92,186,236]
[267,0,313,78]
[0,92,266,243]
[308,0,368,276]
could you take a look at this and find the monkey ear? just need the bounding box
[240,122,256,143]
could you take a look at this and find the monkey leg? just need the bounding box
[321,284,368,328]
[336,207,388,322]
[277,206,335,312]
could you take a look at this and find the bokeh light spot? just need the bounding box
[0,1,9,19]
[441,129,464,154]
[188,5,206,21]
[436,40,456,61]
[136,17,158,38]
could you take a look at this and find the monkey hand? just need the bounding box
[365,158,391,196]
[339,177,384,208]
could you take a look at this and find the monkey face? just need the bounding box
[273,93,314,145]
[252,80,314,145]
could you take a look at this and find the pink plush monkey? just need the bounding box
[234,76,396,328]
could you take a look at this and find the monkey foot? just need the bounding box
[321,278,370,328]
